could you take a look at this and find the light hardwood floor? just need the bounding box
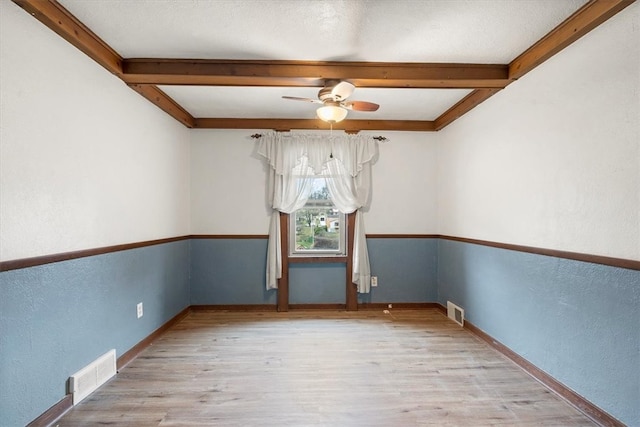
[56,309,596,426]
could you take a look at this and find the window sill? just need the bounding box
[288,256,348,264]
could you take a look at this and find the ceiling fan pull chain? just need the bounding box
[331,125,334,158]
[329,123,334,158]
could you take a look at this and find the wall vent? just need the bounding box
[69,349,116,405]
[447,301,464,326]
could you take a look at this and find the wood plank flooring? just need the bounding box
[56,309,596,426]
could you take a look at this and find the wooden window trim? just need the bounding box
[277,212,357,312]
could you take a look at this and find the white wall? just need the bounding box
[364,131,439,234]
[437,3,639,260]
[0,2,191,261]
[4,0,636,261]
[189,130,439,235]
[190,130,271,234]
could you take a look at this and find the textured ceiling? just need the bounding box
[58,0,588,62]
[50,0,591,125]
[158,86,474,120]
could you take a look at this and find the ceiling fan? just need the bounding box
[282,80,379,123]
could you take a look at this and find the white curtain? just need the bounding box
[257,132,378,293]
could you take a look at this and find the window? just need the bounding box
[289,177,346,257]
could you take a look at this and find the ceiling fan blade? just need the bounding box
[331,81,355,101]
[342,100,380,112]
[282,96,322,104]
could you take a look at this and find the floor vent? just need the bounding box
[69,349,116,405]
[447,301,464,326]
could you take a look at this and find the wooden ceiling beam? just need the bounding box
[128,85,196,128]
[122,60,510,89]
[510,0,636,80]
[12,0,123,76]
[434,89,502,131]
[10,1,196,129]
[440,0,635,131]
[12,0,636,132]
[193,118,436,132]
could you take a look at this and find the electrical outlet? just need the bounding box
[136,302,143,319]
[371,276,378,287]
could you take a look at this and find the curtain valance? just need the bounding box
[257,132,378,177]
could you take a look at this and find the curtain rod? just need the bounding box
[250,133,388,141]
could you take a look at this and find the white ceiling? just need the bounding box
[159,86,474,120]
[57,0,589,122]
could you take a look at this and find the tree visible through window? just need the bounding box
[290,178,346,256]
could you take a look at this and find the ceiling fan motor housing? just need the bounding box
[319,80,354,102]
[318,86,337,101]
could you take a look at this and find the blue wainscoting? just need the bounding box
[0,240,190,427]
[189,238,276,305]
[437,239,640,426]
[363,238,439,304]
[3,235,637,426]
[289,263,346,304]
[189,237,439,306]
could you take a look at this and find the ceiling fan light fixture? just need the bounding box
[316,105,348,123]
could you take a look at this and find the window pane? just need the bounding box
[290,177,346,256]
[294,207,341,251]
[308,178,330,201]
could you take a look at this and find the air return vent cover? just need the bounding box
[69,349,116,404]
[447,301,464,326]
